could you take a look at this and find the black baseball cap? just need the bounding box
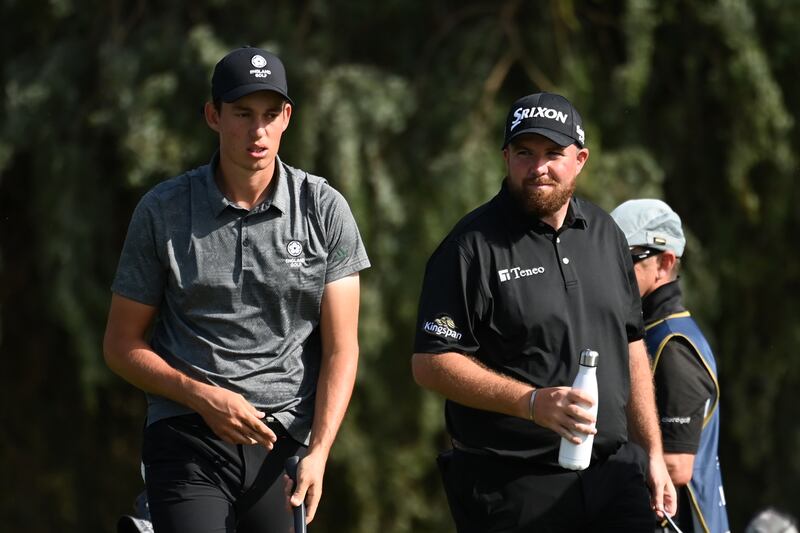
[211,46,293,105]
[502,92,585,148]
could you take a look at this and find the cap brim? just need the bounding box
[627,239,667,251]
[503,128,578,148]
[625,238,681,256]
[221,83,294,106]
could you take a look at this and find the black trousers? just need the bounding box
[142,414,306,533]
[438,443,656,533]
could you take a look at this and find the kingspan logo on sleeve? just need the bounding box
[423,314,463,341]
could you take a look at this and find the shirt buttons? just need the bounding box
[556,237,561,244]
[562,257,570,264]
[243,238,250,247]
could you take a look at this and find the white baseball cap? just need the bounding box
[610,199,686,257]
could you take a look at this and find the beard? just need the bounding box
[508,177,576,218]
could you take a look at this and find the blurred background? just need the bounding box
[2,0,799,531]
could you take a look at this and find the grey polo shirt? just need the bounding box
[111,154,370,444]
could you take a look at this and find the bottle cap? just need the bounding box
[580,349,599,367]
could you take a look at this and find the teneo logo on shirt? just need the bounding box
[498,265,546,283]
[423,315,463,341]
[249,55,272,78]
[510,106,569,131]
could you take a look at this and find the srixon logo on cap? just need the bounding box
[249,55,272,78]
[510,106,569,131]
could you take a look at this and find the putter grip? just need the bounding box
[285,456,307,533]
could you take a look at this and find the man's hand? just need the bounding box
[626,340,677,518]
[194,386,277,449]
[648,452,678,518]
[289,450,328,524]
[104,294,277,449]
[531,386,597,443]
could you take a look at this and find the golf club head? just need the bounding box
[117,490,153,533]
[116,515,153,533]
[661,511,684,533]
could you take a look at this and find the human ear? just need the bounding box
[575,147,590,173]
[657,252,677,278]
[204,101,221,132]
[281,102,292,132]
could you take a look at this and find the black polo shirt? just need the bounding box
[643,281,715,455]
[414,182,644,464]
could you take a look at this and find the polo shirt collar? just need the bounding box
[642,280,685,324]
[204,151,228,217]
[565,196,588,229]
[204,152,290,217]
[269,156,290,215]
[497,180,588,231]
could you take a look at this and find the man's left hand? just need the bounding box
[289,450,328,524]
[648,453,677,518]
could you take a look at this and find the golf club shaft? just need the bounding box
[285,456,307,533]
[662,510,684,533]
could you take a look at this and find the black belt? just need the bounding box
[263,415,289,437]
[451,438,493,456]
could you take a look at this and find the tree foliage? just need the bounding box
[2,0,799,530]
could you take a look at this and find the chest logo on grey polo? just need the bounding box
[423,315,463,341]
[287,240,303,257]
[285,240,306,268]
[498,265,546,283]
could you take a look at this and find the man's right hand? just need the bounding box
[193,385,278,449]
[104,295,278,449]
[530,386,597,443]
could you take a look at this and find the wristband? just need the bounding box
[528,389,538,423]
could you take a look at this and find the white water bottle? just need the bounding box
[558,349,599,470]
